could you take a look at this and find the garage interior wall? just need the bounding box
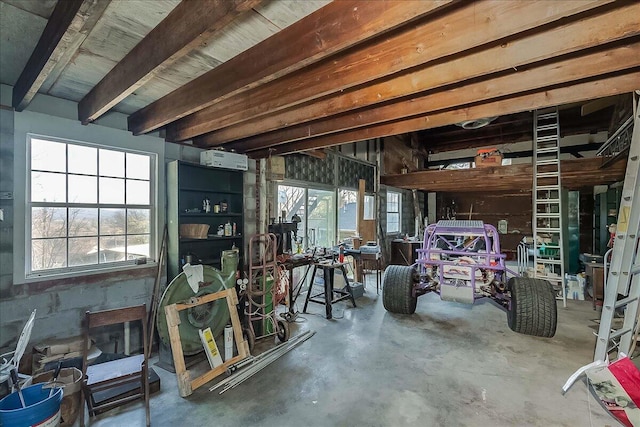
[0,84,263,354]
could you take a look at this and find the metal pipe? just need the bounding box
[218,331,313,388]
[220,331,315,393]
[210,330,314,392]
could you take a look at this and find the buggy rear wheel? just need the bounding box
[383,265,418,314]
[507,277,557,337]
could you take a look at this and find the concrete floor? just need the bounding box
[85,288,615,427]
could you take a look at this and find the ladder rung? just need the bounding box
[537,124,559,131]
[609,327,633,341]
[536,159,559,166]
[536,213,560,218]
[536,258,562,264]
[536,245,560,249]
[537,112,558,120]
[536,172,560,178]
[536,227,561,233]
[536,185,560,191]
[536,142,559,148]
[536,199,560,204]
[614,295,639,309]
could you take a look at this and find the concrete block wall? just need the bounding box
[0,86,165,357]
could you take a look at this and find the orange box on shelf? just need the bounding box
[474,148,503,168]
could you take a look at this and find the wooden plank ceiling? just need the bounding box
[7,0,640,162]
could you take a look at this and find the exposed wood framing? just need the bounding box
[170,0,617,143]
[128,0,454,135]
[12,0,110,111]
[200,5,639,148]
[380,157,627,192]
[78,0,262,124]
[247,71,639,158]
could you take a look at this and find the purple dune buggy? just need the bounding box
[383,220,557,337]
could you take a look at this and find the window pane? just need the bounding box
[32,172,66,202]
[126,179,150,205]
[68,145,97,175]
[99,177,125,204]
[338,189,357,241]
[32,238,67,270]
[31,139,65,172]
[68,175,97,203]
[127,209,150,234]
[99,149,125,177]
[127,235,150,258]
[99,236,126,263]
[308,189,335,248]
[278,185,306,247]
[32,207,66,238]
[100,208,125,235]
[68,208,98,237]
[364,195,375,220]
[387,213,400,233]
[126,153,150,180]
[69,237,98,266]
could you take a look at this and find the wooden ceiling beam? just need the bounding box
[247,71,639,158]
[127,0,455,135]
[12,0,110,111]
[380,157,627,192]
[229,40,640,153]
[201,3,639,146]
[170,0,612,142]
[78,0,263,124]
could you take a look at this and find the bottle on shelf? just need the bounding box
[224,221,232,236]
[221,199,228,213]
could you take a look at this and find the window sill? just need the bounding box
[18,262,158,286]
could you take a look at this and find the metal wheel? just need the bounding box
[276,319,290,343]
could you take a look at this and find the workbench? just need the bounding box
[303,261,357,319]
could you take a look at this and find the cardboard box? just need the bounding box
[474,148,503,168]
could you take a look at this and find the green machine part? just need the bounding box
[157,250,238,356]
[251,274,275,336]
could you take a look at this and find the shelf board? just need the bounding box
[180,212,243,217]
[179,187,242,195]
[181,236,243,242]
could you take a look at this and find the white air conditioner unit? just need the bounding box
[200,150,248,171]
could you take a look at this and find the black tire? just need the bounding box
[243,327,255,353]
[382,265,418,314]
[507,277,557,337]
[276,319,290,342]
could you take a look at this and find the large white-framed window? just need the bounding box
[386,191,401,234]
[26,135,156,278]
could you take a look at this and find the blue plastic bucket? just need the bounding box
[0,383,63,427]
